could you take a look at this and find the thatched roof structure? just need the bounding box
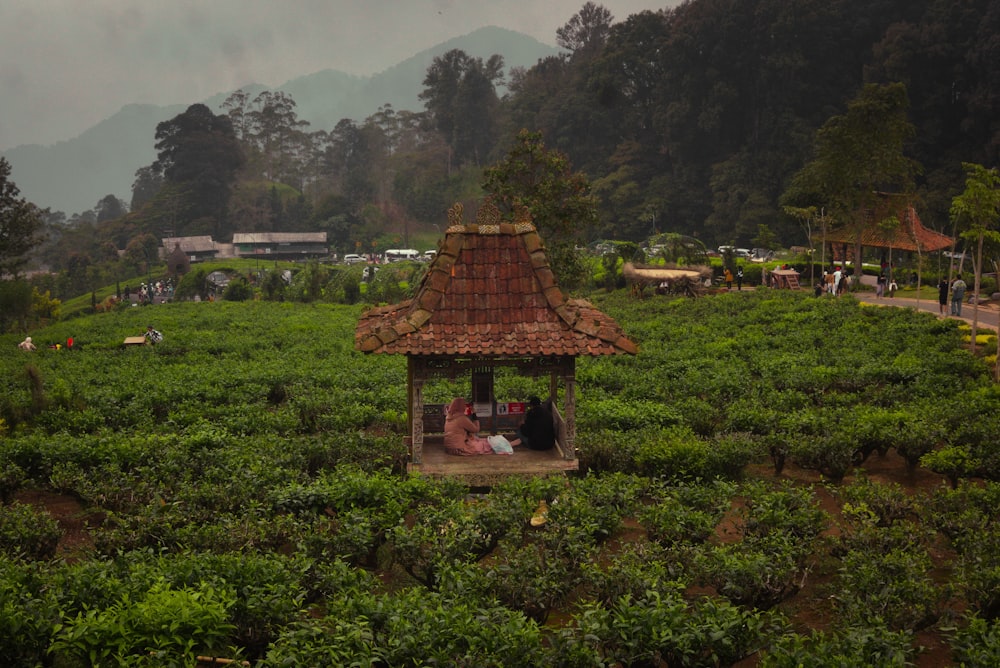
[622,263,712,283]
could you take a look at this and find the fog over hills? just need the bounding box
[3,27,559,216]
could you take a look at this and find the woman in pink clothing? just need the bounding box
[443,397,493,456]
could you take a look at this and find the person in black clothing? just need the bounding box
[509,396,556,451]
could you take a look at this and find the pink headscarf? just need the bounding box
[446,397,468,417]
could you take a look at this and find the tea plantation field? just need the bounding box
[2,291,1000,666]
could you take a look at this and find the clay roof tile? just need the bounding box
[355,201,636,357]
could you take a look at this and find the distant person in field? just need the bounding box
[938,277,949,315]
[144,325,163,344]
[508,396,555,451]
[951,276,967,316]
[724,267,733,290]
[17,336,36,351]
[443,397,493,456]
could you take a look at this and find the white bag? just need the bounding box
[488,435,513,455]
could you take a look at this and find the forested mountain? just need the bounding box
[18,0,1000,298]
[2,27,558,217]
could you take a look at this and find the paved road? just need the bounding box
[853,292,1000,331]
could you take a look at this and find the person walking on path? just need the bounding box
[951,276,967,316]
[938,278,949,315]
[724,268,734,290]
[736,266,744,291]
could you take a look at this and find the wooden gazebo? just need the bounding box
[825,204,955,259]
[355,201,637,484]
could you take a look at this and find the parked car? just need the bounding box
[343,253,365,265]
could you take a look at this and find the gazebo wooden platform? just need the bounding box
[355,200,637,485]
[410,436,579,486]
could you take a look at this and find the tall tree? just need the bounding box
[247,91,310,184]
[420,49,505,167]
[950,162,1000,363]
[130,165,164,211]
[782,83,920,275]
[153,104,245,238]
[482,129,598,288]
[557,2,614,57]
[94,194,128,223]
[0,157,45,276]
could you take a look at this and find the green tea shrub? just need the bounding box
[150,552,309,660]
[222,279,254,301]
[575,428,636,474]
[272,468,421,568]
[366,588,545,666]
[0,501,61,560]
[632,425,712,480]
[921,446,980,489]
[789,433,857,482]
[474,541,579,623]
[582,542,689,606]
[0,458,26,504]
[834,546,941,631]
[947,613,1000,667]
[577,398,683,432]
[836,476,917,527]
[922,481,1000,541]
[259,615,378,667]
[740,481,828,542]
[639,479,735,547]
[542,473,642,551]
[550,590,777,667]
[760,624,915,667]
[0,556,61,667]
[953,527,1000,620]
[50,579,238,666]
[697,533,809,609]
[387,499,511,589]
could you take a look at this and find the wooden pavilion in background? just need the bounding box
[355,201,637,485]
[824,204,955,265]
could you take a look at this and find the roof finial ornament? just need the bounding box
[513,202,534,232]
[447,202,464,231]
[476,198,502,233]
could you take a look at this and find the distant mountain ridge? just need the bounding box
[3,27,560,215]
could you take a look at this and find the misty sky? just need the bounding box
[0,0,669,151]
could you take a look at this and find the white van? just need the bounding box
[384,249,420,262]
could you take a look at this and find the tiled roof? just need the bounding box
[355,203,637,357]
[231,232,327,244]
[161,236,217,253]
[826,204,953,252]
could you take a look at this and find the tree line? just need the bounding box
[6,0,1000,300]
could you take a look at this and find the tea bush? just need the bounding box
[947,614,1000,667]
[0,501,61,560]
[760,623,916,667]
[1,289,998,661]
[0,557,61,667]
[50,579,239,666]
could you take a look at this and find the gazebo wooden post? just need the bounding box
[562,358,577,460]
[409,357,425,464]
